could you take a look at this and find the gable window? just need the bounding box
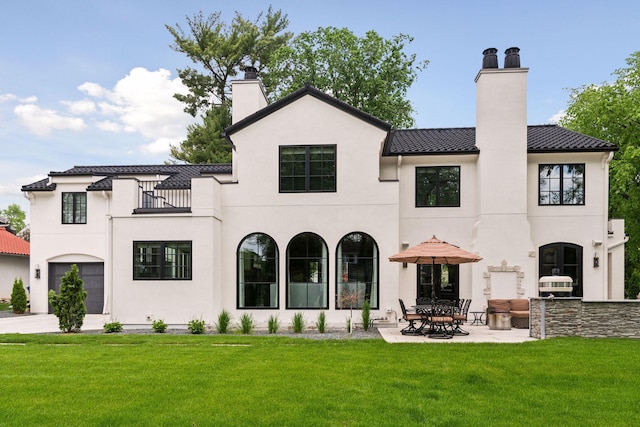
[416,166,460,207]
[280,145,336,193]
[336,232,379,309]
[286,232,328,308]
[62,192,87,224]
[134,241,192,280]
[238,233,279,309]
[539,164,585,205]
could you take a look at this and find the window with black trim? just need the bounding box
[134,241,192,280]
[62,192,87,224]
[416,166,460,207]
[336,232,379,309]
[237,233,279,309]
[539,164,585,205]
[286,232,328,308]
[280,145,336,192]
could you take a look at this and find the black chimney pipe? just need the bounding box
[504,47,521,68]
[482,48,499,69]
[243,66,258,79]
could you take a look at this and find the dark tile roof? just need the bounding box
[22,164,232,192]
[384,124,617,156]
[223,84,392,139]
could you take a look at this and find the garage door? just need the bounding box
[48,263,104,314]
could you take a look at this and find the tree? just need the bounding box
[48,264,87,332]
[10,277,28,314]
[266,27,429,128]
[1,204,26,233]
[166,8,291,164]
[560,51,640,298]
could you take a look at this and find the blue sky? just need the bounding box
[1,0,639,219]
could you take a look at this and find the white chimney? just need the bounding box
[230,67,268,124]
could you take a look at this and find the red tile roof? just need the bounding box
[0,227,29,256]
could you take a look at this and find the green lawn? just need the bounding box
[0,334,639,426]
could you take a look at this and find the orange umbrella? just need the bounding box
[389,235,482,265]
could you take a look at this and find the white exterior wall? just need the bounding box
[222,95,399,326]
[27,178,108,313]
[0,254,29,299]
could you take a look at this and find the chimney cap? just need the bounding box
[482,48,499,69]
[504,47,521,68]
[243,66,258,80]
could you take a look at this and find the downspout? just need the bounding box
[602,152,614,299]
[101,190,112,318]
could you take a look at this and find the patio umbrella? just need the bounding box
[389,235,482,300]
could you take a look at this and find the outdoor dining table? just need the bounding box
[413,303,456,339]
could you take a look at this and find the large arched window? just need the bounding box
[336,232,379,309]
[287,232,328,309]
[237,233,278,308]
[539,242,583,297]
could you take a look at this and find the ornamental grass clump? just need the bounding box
[316,311,327,333]
[239,313,255,334]
[292,312,305,333]
[10,277,28,314]
[215,309,231,334]
[267,315,279,334]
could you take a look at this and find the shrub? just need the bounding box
[292,312,305,333]
[188,318,206,334]
[48,264,87,332]
[216,309,231,334]
[103,321,123,333]
[316,311,327,333]
[361,299,371,331]
[239,313,255,334]
[10,277,28,314]
[152,319,167,333]
[267,315,280,334]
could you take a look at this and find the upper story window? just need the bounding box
[416,166,460,207]
[539,164,585,205]
[280,145,336,193]
[62,192,87,224]
[134,241,192,280]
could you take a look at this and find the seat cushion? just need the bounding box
[510,310,529,319]
[488,299,510,313]
[509,299,529,311]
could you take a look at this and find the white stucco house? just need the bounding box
[22,47,626,326]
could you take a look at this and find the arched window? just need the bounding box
[539,242,583,297]
[286,232,328,309]
[237,233,278,308]
[336,232,379,309]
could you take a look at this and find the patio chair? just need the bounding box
[427,300,455,339]
[452,299,471,335]
[399,299,427,335]
[416,297,431,306]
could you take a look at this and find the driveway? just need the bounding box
[0,313,109,334]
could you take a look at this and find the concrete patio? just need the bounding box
[377,323,537,343]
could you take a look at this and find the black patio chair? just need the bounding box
[452,299,471,335]
[399,299,427,335]
[426,300,455,339]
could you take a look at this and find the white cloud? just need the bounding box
[14,104,87,136]
[78,82,110,98]
[548,110,566,124]
[95,120,121,132]
[62,99,96,115]
[0,93,37,103]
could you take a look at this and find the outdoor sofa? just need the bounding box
[486,298,530,329]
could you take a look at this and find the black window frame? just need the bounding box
[237,233,279,309]
[539,242,583,297]
[538,163,585,206]
[133,241,192,280]
[61,192,87,224]
[286,232,329,309]
[279,145,337,193]
[335,232,379,310]
[415,166,461,207]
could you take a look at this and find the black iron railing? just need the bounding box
[134,180,191,213]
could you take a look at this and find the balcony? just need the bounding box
[133,180,191,214]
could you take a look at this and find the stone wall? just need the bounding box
[530,298,640,339]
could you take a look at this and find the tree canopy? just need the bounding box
[560,51,640,297]
[166,7,291,164]
[266,27,428,128]
[167,10,427,163]
[1,203,26,233]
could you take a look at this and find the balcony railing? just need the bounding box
[133,180,191,214]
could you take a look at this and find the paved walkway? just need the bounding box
[378,324,537,343]
[0,314,109,334]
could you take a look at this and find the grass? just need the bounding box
[0,302,11,311]
[0,334,639,426]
